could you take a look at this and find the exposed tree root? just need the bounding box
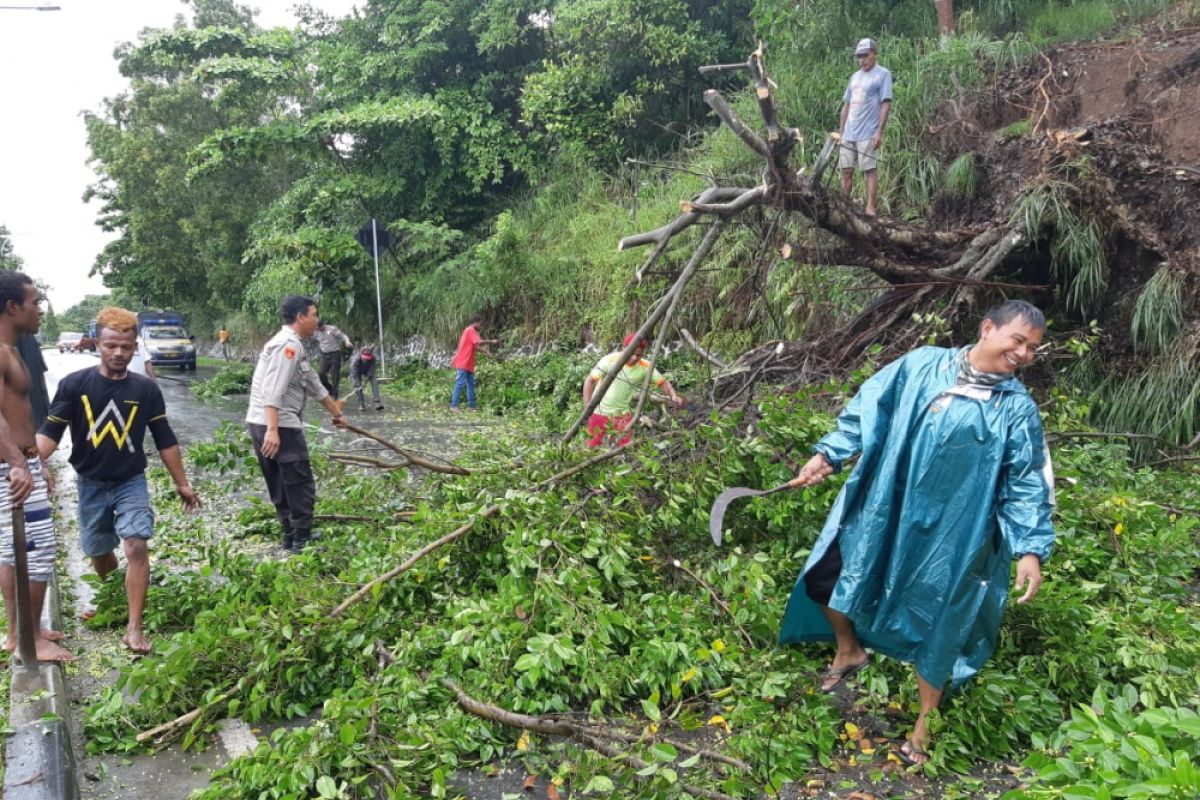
[603,44,1196,404]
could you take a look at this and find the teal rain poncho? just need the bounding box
[779,346,1054,687]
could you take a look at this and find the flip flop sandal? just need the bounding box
[819,654,871,693]
[898,739,930,766]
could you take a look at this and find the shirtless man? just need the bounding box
[0,271,71,661]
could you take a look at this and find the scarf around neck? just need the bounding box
[957,346,1012,388]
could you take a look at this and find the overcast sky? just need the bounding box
[0,0,357,312]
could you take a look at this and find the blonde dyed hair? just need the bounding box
[96,306,139,335]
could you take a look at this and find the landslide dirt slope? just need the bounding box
[926,24,1200,352]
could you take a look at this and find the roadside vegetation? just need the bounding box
[192,362,255,401]
[71,0,1200,445]
[73,361,1200,799]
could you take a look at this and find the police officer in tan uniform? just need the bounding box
[246,295,347,553]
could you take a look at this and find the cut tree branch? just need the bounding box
[564,221,726,444]
[341,422,470,475]
[333,445,630,617]
[679,328,729,369]
[443,679,745,800]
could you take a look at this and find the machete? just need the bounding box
[709,476,805,545]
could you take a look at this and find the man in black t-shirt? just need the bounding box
[37,307,201,655]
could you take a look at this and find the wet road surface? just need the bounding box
[41,350,515,799]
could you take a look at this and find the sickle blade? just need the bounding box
[708,487,766,545]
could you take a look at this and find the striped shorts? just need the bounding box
[0,457,56,581]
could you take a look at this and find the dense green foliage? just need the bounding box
[86,0,1184,340]
[192,362,255,400]
[84,0,753,338]
[78,364,1200,799]
[82,0,1200,450]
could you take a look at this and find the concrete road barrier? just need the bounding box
[4,575,79,800]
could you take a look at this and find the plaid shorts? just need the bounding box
[0,457,56,581]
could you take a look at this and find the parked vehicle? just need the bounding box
[137,311,196,370]
[78,324,97,353]
[57,331,83,353]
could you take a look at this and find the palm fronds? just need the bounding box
[1131,265,1184,354]
[943,153,977,199]
[1012,179,1107,316]
[1084,336,1200,456]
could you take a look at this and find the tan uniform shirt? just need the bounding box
[314,325,351,354]
[246,326,328,429]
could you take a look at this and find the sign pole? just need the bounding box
[11,505,39,672]
[371,218,386,380]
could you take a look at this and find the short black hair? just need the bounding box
[0,271,34,314]
[280,294,316,324]
[983,299,1045,330]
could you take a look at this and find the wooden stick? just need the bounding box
[443,679,743,800]
[314,512,415,523]
[330,504,502,617]
[329,453,404,470]
[703,90,769,158]
[679,328,728,369]
[589,728,751,772]
[136,683,242,744]
[342,422,470,475]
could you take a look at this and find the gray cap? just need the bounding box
[855,37,878,55]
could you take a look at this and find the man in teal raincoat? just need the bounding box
[780,300,1054,765]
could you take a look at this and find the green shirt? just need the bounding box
[589,352,665,417]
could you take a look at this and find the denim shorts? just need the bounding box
[77,473,155,558]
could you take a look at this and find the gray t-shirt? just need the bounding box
[842,65,893,143]
[246,326,328,428]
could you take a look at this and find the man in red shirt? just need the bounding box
[449,316,498,412]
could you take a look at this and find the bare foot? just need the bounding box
[864,208,877,217]
[123,630,152,655]
[79,607,97,621]
[6,636,75,663]
[38,628,67,642]
[36,637,75,662]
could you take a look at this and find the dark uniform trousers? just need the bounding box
[318,351,343,399]
[247,424,315,533]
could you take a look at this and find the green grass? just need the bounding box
[997,118,1033,140]
[943,153,978,199]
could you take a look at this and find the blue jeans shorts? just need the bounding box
[77,473,155,558]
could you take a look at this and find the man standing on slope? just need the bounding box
[839,37,892,216]
[0,272,71,661]
[779,300,1053,765]
[246,295,347,554]
[449,315,498,412]
[38,306,201,655]
[581,333,684,448]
